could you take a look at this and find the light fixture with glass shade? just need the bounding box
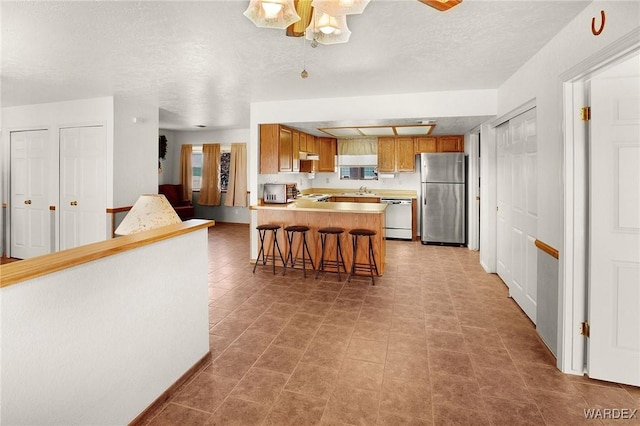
[305,10,351,45]
[243,0,301,29]
[311,0,370,16]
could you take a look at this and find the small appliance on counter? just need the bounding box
[263,183,298,204]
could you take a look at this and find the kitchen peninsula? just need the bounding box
[250,200,387,276]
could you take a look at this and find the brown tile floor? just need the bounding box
[145,223,640,425]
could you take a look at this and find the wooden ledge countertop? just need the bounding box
[0,219,215,288]
[251,200,387,213]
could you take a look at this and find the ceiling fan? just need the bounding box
[244,0,462,45]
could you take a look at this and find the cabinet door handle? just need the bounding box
[24,199,32,205]
[70,201,78,206]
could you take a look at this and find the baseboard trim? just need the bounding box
[128,351,211,425]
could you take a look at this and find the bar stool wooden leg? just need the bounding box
[316,233,327,280]
[272,229,285,276]
[253,229,266,273]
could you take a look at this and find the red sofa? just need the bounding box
[158,184,195,220]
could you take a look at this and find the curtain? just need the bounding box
[225,143,247,207]
[338,138,378,155]
[198,144,221,206]
[179,144,193,202]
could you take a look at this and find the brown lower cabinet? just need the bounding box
[330,196,380,203]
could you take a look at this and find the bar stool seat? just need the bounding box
[316,227,347,281]
[347,228,379,285]
[284,225,315,278]
[253,224,285,275]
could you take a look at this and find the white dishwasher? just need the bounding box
[380,198,413,240]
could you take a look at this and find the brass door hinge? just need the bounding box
[580,321,590,337]
[581,106,591,121]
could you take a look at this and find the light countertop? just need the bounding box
[250,200,387,213]
[300,188,417,199]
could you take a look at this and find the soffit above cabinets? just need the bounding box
[319,124,435,138]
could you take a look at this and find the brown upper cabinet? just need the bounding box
[377,137,395,172]
[260,124,280,174]
[378,137,416,173]
[279,127,293,172]
[396,137,415,172]
[414,136,437,153]
[317,137,337,172]
[299,132,307,152]
[415,135,464,154]
[260,123,327,174]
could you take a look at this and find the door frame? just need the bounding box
[467,131,480,251]
[559,28,640,376]
[4,126,55,259]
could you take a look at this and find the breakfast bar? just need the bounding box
[250,200,387,276]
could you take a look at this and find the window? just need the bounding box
[339,166,378,180]
[191,146,231,191]
[192,147,203,190]
[220,152,230,190]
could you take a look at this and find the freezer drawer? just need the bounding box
[421,182,465,244]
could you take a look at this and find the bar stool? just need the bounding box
[253,224,286,275]
[284,225,315,278]
[347,228,379,285]
[316,227,347,281]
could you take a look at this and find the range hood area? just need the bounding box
[300,152,319,161]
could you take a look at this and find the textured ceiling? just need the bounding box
[2,0,590,134]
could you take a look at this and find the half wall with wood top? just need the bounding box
[0,219,214,425]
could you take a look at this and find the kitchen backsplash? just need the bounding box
[257,157,422,193]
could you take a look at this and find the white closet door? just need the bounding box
[10,130,51,259]
[588,55,640,386]
[59,126,107,250]
[496,108,538,323]
[496,123,512,287]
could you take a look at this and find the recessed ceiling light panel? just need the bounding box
[395,125,434,135]
[321,128,362,137]
[358,127,395,136]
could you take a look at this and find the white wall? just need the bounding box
[497,2,640,251]
[113,97,159,207]
[0,228,210,425]
[159,130,177,185]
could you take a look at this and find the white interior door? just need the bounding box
[496,109,538,323]
[588,54,640,386]
[10,130,50,259]
[59,126,107,250]
[508,109,538,322]
[496,123,512,285]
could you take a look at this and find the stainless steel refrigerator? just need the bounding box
[420,153,465,245]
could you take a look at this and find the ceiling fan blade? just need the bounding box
[287,0,314,37]
[418,0,462,12]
